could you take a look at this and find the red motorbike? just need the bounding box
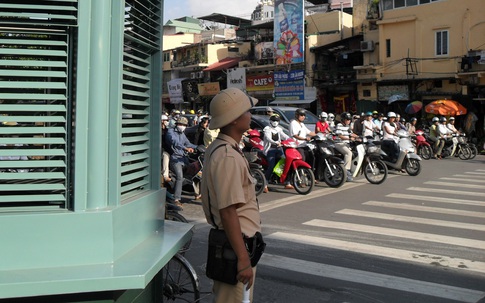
[413,129,432,160]
[263,138,315,195]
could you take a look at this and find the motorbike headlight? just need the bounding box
[320,147,332,155]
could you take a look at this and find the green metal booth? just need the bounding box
[0,1,192,302]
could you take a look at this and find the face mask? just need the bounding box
[270,121,279,127]
[162,121,168,127]
[176,125,186,132]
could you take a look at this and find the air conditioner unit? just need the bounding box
[190,72,196,79]
[198,71,204,78]
[360,41,374,52]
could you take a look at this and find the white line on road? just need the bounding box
[387,193,485,207]
[303,219,485,249]
[260,253,485,303]
[424,181,485,189]
[464,172,485,175]
[408,187,485,197]
[336,209,485,231]
[440,177,485,183]
[266,232,485,274]
[363,201,485,218]
[453,174,485,179]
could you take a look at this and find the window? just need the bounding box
[363,90,371,97]
[163,52,170,62]
[407,0,418,6]
[435,30,448,56]
[386,39,391,58]
[395,0,405,7]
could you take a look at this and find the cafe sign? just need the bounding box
[246,74,274,92]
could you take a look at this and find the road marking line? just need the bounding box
[440,177,485,183]
[424,181,485,189]
[266,232,485,274]
[259,182,366,213]
[464,172,485,175]
[408,187,485,197]
[303,219,485,249]
[363,201,485,218]
[336,209,485,231]
[387,193,485,207]
[453,174,485,179]
[260,253,485,303]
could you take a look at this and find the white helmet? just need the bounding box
[161,114,169,121]
[387,111,396,118]
[432,117,439,122]
[319,112,328,119]
[328,113,335,120]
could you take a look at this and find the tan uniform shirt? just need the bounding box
[201,133,261,237]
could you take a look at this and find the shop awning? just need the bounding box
[270,99,315,105]
[203,57,241,71]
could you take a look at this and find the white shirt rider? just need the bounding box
[290,119,312,147]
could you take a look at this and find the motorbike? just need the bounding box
[264,138,315,195]
[307,133,346,188]
[379,129,422,176]
[166,145,206,198]
[413,129,432,160]
[348,137,388,184]
[441,134,472,160]
[240,130,267,196]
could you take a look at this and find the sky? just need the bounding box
[162,0,259,24]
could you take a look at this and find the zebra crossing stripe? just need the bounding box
[266,232,485,274]
[440,177,485,183]
[387,193,485,206]
[260,253,485,303]
[464,172,485,175]
[335,209,485,231]
[453,174,485,179]
[363,201,485,218]
[424,181,485,189]
[407,187,485,198]
[303,219,485,249]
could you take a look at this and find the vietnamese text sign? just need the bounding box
[274,70,304,100]
[198,82,220,96]
[246,74,274,92]
[167,78,185,104]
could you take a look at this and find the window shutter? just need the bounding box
[0,1,77,211]
[120,0,161,198]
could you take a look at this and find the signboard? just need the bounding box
[227,68,246,91]
[378,85,409,102]
[273,70,304,100]
[274,0,304,65]
[255,42,274,60]
[197,82,220,96]
[167,78,185,104]
[246,74,274,92]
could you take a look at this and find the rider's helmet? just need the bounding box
[387,111,397,118]
[439,117,447,123]
[295,108,306,117]
[319,112,328,120]
[449,117,455,121]
[328,113,335,121]
[189,109,195,114]
[365,111,373,117]
[161,114,169,121]
[176,116,189,125]
[341,112,352,121]
[269,114,280,127]
[410,117,417,122]
[401,118,406,123]
[372,110,378,115]
[432,117,439,123]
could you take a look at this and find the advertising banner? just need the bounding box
[167,78,185,104]
[227,68,246,91]
[274,0,304,65]
[274,70,304,100]
[255,42,274,60]
[246,74,274,92]
[197,82,220,96]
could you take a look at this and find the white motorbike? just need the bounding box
[379,129,422,176]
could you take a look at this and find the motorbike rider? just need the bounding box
[289,108,317,164]
[168,109,181,128]
[315,112,331,134]
[327,113,336,131]
[161,114,171,184]
[438,116,456,155]
[447,117,461,135]
[429,116,445,159]
[382,112,400,163]
[335,112,360,182]
[396,114,407,131]
[362,111,379,139]
[194,116,210,146]
[166,116,199,207]
[262,114,291,192]
[373,113,385,136]
[406,117,417,135]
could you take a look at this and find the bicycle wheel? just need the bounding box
[251,168,267,196]
[162,253,200,302]
[468,144,478,159]
[364,160,388,184]
[292,167,314,195]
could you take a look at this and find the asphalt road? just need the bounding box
[177,155,485,303]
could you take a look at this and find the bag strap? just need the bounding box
[207,142,228,229]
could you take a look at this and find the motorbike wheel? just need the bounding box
[405,158,421,176]
[458,146,472,160]
[291,167,314,195]
[364,160,388,184]
[323,163,346,188]
[468,144,478,160]
[251,168,267,196]
[418,145,432,160]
